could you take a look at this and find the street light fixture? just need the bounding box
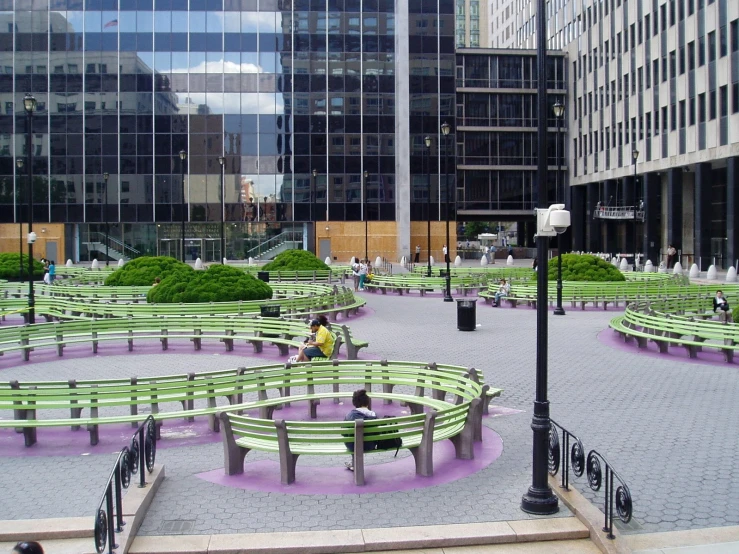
[103,172,109,266]
[632,148,639,272]
[552,102,565,316]
[16,157,23,280]
[218,156,225,263]
[179,150,187,263]
[311,169,317,226]
[441,122,453,302]
[425,135,432,277]
[520,0,559,514]
[23,93,36,324]
[363,170,369,262]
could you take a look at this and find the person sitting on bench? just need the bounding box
[493,279,510,307]
[344,389,377,471]
[296,318,334,361]
[713,290,730,313]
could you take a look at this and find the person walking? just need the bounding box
[358,259,368,291]
[443,244,449,263]
[666,244,677,268]
[48,260,56,284]
[414,245,421,263]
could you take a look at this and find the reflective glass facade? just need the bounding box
[1,0,454,260]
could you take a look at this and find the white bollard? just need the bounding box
[400,255,407,265]
[117,259,125,267]
[91,259,99,269]
[375,256,382,267]
[658,262,667,274]
[429,255,435,266]
[324,256,332,265]
[726,266,737,283]
[672,261,683,275]
[350,256,356,265]
[706,265,717,280]
[480,255,488,266]
[689,264,699,278]
[454,255,462,267]
[248,257,254,266]
[644,260,654,273]
[619,258,629,271]
[194,257,204,269]
[506,255,514,266]
[223,258,228,265]
[611,256,619,267]
[66,259,73,267]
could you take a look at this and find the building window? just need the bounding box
[709,90,716,120]
[670,105,677,130]
[698,93,706,122]
[699,35,706,65]
[662,106,668,133]
[679,47,685,74]
[719,25,728,57]
[669,0,676,26]
[720,85,728,117]
[679,100,686,128]
[708,31,716,62]
[733,83,739,114]
[688,41,695,71]
[689,97,696,125]
[732,20,739,53]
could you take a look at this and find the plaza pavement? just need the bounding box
[0,259,738,549]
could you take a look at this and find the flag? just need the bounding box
[103,19,118,29]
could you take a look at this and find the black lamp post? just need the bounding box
[218,156,225,263]
[553,102,565,316]
[520,0,559,515]
[103,172,109,266]
[24,93,36,324]
[632,148,639,272]
[441,122,453,302]
[16,157,23,279]
[425,136,432,277]
[179,150,187,263]
[363,170,369,261]
[311,169,317,226]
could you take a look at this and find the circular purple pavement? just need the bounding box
[598,326,739,367]
[195,426,503,495]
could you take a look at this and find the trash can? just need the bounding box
[257,271,270,282]
[456,299,477,331]
[439,269,448,278]
[260,305,281,318]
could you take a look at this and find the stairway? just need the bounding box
[83,241,127,262]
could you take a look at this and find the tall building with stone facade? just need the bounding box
[495,0,739,269]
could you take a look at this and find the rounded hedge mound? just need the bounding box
[104,256,193,287]
[0,253,44,281]
[261,249,329,271]
[147,264,272,303]
[547,253,626,282]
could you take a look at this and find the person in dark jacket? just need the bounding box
[713,290,730,313]
[344,389,377,471]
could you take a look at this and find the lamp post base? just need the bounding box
[553,306,566,316]
[521,487,559,515]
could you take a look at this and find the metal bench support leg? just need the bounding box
[409,411,436,477]
[219,412,250,475]
[275,420,299,485]
[353,419,366,486]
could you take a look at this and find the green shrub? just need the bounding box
[104,256,193,287]
[261,249,329,271]
[147,264,272,303]
[546,253,626,282]
[0,253,44,281]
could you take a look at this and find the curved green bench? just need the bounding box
[610,297,739,362]
[364,275,484,296]
[218,360,487,485]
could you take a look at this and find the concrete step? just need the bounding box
[128,517,590,554]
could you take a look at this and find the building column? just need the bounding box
[643,172,661,265]
[623,176,635,255]
[603,180,617,254]
[727,157,739,268]
[571,185,586,252]
[394,0,411,260]
[586,182,600,252]
[666,168,683,253]
[694,163,712,271]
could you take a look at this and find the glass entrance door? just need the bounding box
[159,239,181,260]
[184,239,202,262]
[203,238,221,263]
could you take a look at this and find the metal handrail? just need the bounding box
[86,232,141,258]
[549,420,633,540]
[593,206,645,221]
[93,415,157,554]
[246,230,302,258]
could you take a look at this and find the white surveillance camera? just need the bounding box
[550,209,571,234]
[27,231,37,244]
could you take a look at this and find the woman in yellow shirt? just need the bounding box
[296,319,335,361]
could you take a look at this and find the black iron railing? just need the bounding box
[94,415,157,554]
[549,420,633,539]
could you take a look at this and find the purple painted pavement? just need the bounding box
[598,327,738,367]
[196,425,503,495]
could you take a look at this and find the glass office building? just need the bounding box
[1,0,455,263]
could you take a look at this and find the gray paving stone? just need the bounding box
[1,273,737,536]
